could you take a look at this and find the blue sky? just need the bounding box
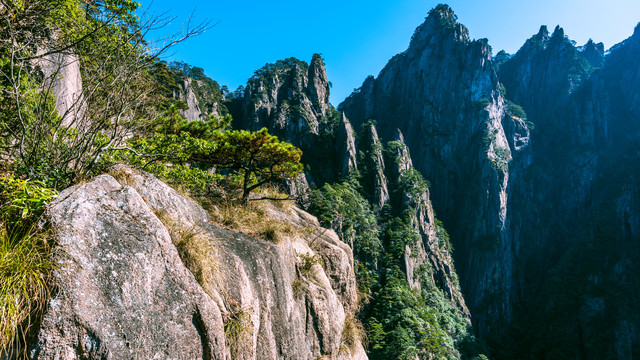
[141,0,640,105]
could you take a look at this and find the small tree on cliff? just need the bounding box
[201,128,302,201]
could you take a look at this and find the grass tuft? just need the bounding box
[0,225,56,357]
[223,303,252,359]
[208,200,297,243]
[339,314,366,354]
[154,211,219,296]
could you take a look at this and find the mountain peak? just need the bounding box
[580,39,605,67]
[409,4,469,49]
[428,3,457,25]
[551,25,565,38]
[529,25,550,46]
[537,25,549,38]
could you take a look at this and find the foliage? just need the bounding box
[305,128,489,359]
[111,108,298,201]
[364,210,484,360]
[505,100,535,130]
[435,218,453,252]
[505,100,527,120]
[0,226,56,356]
[249,57,309,84]
[491,146,511,173]
[0,0,208,188]
[493,51,511,69]
[224,305,252,359]
[0,174,58,356]
[297,252,324,279]
[0,175,58,233]
[308,179,381,297]
[474,99,491,111]
[201,128,303,201]
[368,266,453,360]
[247,57,310,102]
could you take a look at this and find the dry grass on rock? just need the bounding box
[207,187,300,244]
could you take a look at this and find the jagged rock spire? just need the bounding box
[335,113,358,176]
[307,53,330,117]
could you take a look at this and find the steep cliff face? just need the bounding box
[30,165,367,359]
[495,22,640,359]
[308,123,479,359]
[170,65,227,121]
[230,47,479,356]
[234,54,355,184]
[176,77,205,121]
[358,125,390,210]
[385,130,467,314]
[36,51,85,127]
[239,55,329,144]
[340,5,530,334]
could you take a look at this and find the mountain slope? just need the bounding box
[495,22,640,359]
[340,5,531,337]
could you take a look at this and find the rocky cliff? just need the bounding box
[36,51,85,127]
[226,42,479,358]
[494,22,640,359]
[28,165,367,359]
[25,4,640,358]
[232,54,355,184]
[337,7,640,357]
[170,63,227,121]
[340,5,530,336]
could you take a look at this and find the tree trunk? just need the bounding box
[242,169,251,202]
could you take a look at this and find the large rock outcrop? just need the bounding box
[233,54,357,184]
[340,4,530,335]
[176,77,205,121]
[493,21,640,359]
[387,130,468,314]
[173,77,224,122]
[30,165,367,359]
[37,51,86,127]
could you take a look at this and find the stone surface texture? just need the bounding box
[31,165,367,360]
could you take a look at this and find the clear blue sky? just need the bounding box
[141,0,640,106]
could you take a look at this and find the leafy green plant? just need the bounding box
[491,146,511,173]
[296,252,325,286]
[474,99,492,111]
[0,175,58,356]
[0,0,210,189]
[505,100,527,120]
[116,126,302,202]
[291,279,304,299]
[308,179,381,297]
[0,175,58,231]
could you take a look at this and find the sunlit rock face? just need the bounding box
[31,165,367,360]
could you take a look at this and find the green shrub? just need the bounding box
[298,252,324,278]
[224,306,252,359]
[308,179,381,296]
[505,100,527,120]
[474,99,491,111]
[0,176,58,227]
[0,175,58,356]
